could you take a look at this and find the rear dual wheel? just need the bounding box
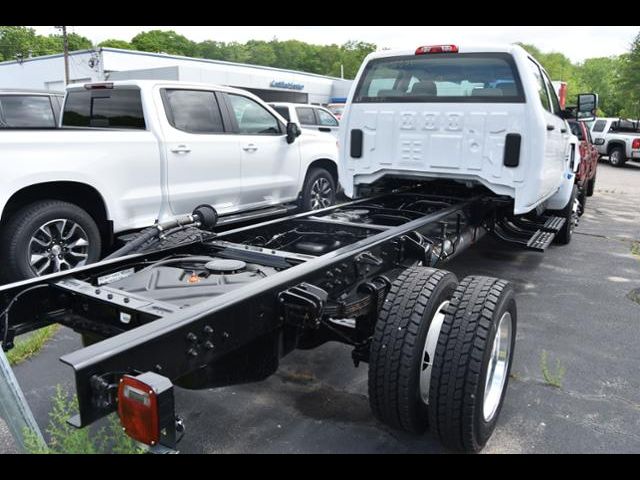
[368,267,517,452]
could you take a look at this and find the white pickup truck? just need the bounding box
[340,44,597,242]
[590,117,640,167]
[0,80,339,281]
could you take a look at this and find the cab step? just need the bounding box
[541,216,565,233]
[526,229,556,252]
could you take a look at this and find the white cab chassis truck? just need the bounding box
[340,44,597,230]
[0,46,596,454]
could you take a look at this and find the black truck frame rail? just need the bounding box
[0,183,548,452]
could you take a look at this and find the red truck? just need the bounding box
[569,120,599,212]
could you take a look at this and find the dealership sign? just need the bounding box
[270,80,305,91]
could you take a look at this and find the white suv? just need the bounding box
[269,103,340,138]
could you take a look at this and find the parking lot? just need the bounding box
[5,160,638,454]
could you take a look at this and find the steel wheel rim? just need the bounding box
[28,218,90,276]
[419,301,449,404]
[610,151,620,165]
[571,197,580,233]
[310,177,333,210]
[482,312,513,422]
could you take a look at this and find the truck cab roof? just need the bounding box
[68,80,263,100]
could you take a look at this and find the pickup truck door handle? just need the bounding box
[243,144,258,152]
[546,125,556,131]
[171,145,191,154]
[560,128,568,134]
[318,127,332,133]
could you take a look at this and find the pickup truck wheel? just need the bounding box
[428,276,516,452]
[586,173,596,197]
[1,200,102,281]
[552,185,578,245]
[299,168,336,212]
[368,267,458,433]
[609,147,626,167]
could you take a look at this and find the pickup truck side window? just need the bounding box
[163,89,224,134]
[569,121,584,140]
[271,106,291,122]
[0,95,56,128]
[316,109,339,127]
[227,94,282,135]
[353,53,524,103]
[296,107,317,126]
[526,59,551,112]
[592,120,607,133]
[63,88,145,129]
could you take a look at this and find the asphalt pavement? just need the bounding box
[6,160,640,453]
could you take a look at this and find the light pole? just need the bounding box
[55,26,70,85]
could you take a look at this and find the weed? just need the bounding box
[540,350,566,388]
[23,385,145,454]
[7,324,60,366]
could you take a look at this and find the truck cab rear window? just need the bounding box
[0,95,56,128]
[353,53,524,103]
[63,88,146,129]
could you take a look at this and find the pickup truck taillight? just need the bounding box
[118,372,175,447]
[632,139,640,150]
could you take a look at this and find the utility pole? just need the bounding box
[55,26,70,85]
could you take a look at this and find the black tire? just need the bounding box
[577,187,587,217]
[586,172,596,197]
[299,167,336,212]
[368,267,458,433]
[552,185,578,246]
[609,147,626,167]
[0,200,102,282]
[428,276,517,452]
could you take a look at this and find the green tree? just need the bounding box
[339,41,376,79]
[618,32,640,118]
[244,40,276,67]
[131,30,195,56]
[579,56,624,116]
[0,26,39,60]
[195,40,227,60]
[98,39,133,50]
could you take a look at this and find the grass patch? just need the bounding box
[6,324,60,366]
[540,350,566,389]
[631,241,640,259]
[23,385,145,454]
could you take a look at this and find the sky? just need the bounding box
[30,26,639,63]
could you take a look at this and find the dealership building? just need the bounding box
[0,47,353,105]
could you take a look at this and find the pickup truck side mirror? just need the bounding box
[576,93,598,122]
[286,122,301,144]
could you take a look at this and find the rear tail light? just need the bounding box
[632,139,640,150]
[416,45,459,55]
[118,372,175,447]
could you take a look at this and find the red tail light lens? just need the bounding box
[632,139,640,150]
[118,372,174,446]
[416,45,459,55]
[118,375,160,446]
